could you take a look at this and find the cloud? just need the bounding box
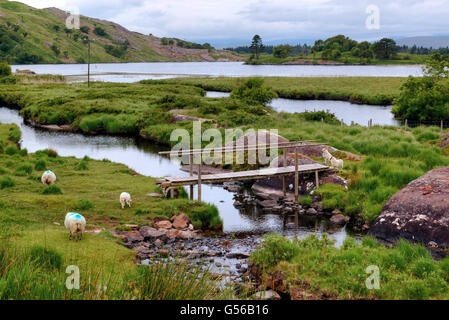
[15,0,449,44]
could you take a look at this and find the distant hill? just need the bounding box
[0,0,242,64]
[396,36,449,49]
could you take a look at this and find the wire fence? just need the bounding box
[346,118,449,133]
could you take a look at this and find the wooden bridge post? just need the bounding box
[189,153,194,200]
[198,157,202,202]
[315,170,320,188]
[282,148,287,197]
[294,147,299,202]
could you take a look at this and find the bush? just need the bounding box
[42,185,62,195]
[0,176,15,189]
[8,126,21,143]
[411,258,437,278]
[34,160,46,171]
[4,146,18,155]
[230,78,277,105]
[29,246,63,271]
[299,196,313,206]
[0,62,12,77]
[74,199,94,211]
[14,164,33,176]
[19,148,28,157]
[189,204,222,230]
[47,149,58,158]
[75,160,89,171]
[249,234,299,269]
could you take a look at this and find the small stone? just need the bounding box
[172,213,190,230]
[155,220,172,229]
[226,252,251,259]
[332,209,342,215]
[252,290,281,300]
[306,208,317,215]
[140,226,166,241]
[158,249,170,257]
[330,214,350,226]
[166,229,179,238]
[123,230,144,243]
[53,222,61,226]
[147,193,163,198]
[154,239,163,247]
[125,224,139,230]
[215,262,222,268]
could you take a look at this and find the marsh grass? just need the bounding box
[250,234,449,300]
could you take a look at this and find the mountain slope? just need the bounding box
[0,0,242,64]
[396,36,449,48]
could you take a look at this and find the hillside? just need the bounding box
[0,0,242,64]
[396,36,449,48]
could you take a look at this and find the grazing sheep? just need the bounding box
[322,148,333,165]
[64,212,86,241]
[120,192,132,209]
[41,170,56,186]
[330,157,344,171]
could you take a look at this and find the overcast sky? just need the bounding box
[16,0,449,46]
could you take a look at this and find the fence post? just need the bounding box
[441,120,444,135]
[341,119,344,127]
[189,153,194,200]
[294,147,299,203]
[404,119,408,132]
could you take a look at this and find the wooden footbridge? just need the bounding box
[156,141,332,202]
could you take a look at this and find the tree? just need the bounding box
[231,78,277,105]
[393,54,449,120]
[273,45,292,59]
[93,27,107,37]
[0,62,12,77]
[250,35,263,60]
[80,26,90,34]
[312,40,324,53]
[371,38,397,59]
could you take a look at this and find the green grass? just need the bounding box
[0,123,226,300]
[242,52,428,66]
[161,76,406,105]
[250,234,449,300]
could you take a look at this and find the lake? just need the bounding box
[12,62,423,82]
[206,91,400,126]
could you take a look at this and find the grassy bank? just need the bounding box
[160,77,406,105]
[0,79,447,226]
[0,123,225,299]
[250,234,449,299]
[242,52,428,66]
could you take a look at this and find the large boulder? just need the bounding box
[370,166,449,247]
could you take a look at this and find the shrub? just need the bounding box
[74,199,94,210]
[0,176,15,189]
[75,160,89,171]
[42,185,62,195]
[14,164,33,176]
[0,62,12,77]
[19,148,27,156]
[0,167,6,174]
[34,160,46,171]
[8,126,21,143]
[249,234,299,269]
[189,204,222,230]
[230,78,278,105]
[5,146,18,155]
[439,258,449,281]
[411,258,437,278]
[47,149,58,158]
[299,195,313,206]
[29,246,63,271]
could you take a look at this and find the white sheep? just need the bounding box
[322,148,333,165]
[64,212,86,241]
[41,170,56,186]
[330,157,344,171]
[120,192,132,209]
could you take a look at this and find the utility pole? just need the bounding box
[88,39,91,88]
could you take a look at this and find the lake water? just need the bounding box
[206,91,400,126]
[12,62,423,81]
[0,107,348,244]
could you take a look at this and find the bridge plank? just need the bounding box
[161,164,330,186]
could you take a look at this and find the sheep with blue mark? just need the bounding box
[41,170,56,186]
[64,212,86,241]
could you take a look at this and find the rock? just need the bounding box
[140,226,166,241]
[154,239,163,247]
[259,200,277,208]
[155,220,172,229]
[125,224,139,230]
[320,175,348,189]
[172,213,190,230]
[226,252,251,259]
[306,208,317,215]
[428,241,438,248]
[233,200,242,207]
[188,224,194,231]
[178,230,197,239]
[166,229,180,238]
[440,139,449,148]
[123,230,144,243]
[252,290,281,300]
[53,222,61,226]
[158,249,170,257]
[330,214,350,226]
[370,166,449,247]
[332,209,342,215]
